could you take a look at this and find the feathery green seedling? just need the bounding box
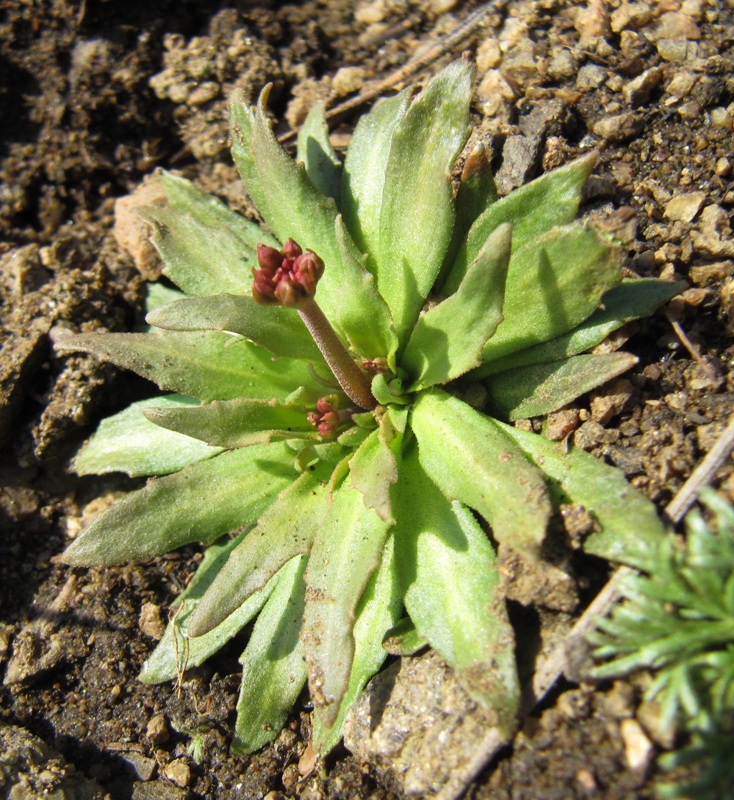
[590,490,734,798]
[57,60,680,755]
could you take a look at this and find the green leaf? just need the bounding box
[312,534,402,755]
[146,294,325,363]
[409,389,551,559]
[187,462,333,637]
[230,87,357,339]
[145,283,184,315]
[488,352,638,420]
[73,395,223,477]
[382,617,428,656]
[56,330,325,403]
[333,216,398,363]
[496,420,666,566]
[402,222,511,390]
[341,90,410,268]
[233,555,309,754]
[140,531,274,683]
[161,171,275,254]
[377,61,474,339]
[443,153,596,294]
[143,397,320,448]
[474,278,685,379]
[60,443,297,566]
[141,173,277,296]
[297,102,342,204]
[437,144,497,287]
[303,475,392,726]
[393,443,520,729]
[480,221,624,363]
[349,415,401,522]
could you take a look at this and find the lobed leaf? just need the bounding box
[233,555,309,754]
[143,397,320,448]
[61,443,297,566]
[312,534,402,755]
[187,462,333,637]
[480,221,624,363]
[341,90,410,268]
[393,443,520,729]
[497,420,666,565]
[442,152,597,294]
[474,278,685,379]
[297,102,342,204]
[303,472,393,726]
[488,352,638,420]
[377,61,474,339]
[140,531,274,683]
[410,389,551,559]
[56,330,325,404]
[402,222,511,390]
[146,293,325,363]
[73,395,223,478]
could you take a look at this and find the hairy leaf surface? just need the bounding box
[73,395,223,477]
[410,389,551,558]
[61,444,297,566]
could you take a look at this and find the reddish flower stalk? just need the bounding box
[252,239,377,410]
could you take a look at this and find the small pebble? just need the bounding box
[146,715,170,746]
[592,112,643,142]
[163,758,191,788]
[620,718,655,772]
[664,191,705,223]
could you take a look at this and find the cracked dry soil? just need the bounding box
[1,0,733,798]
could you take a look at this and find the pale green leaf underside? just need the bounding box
[410,389,551,559]
[312,534,401,755]
[341,90,410,268]
[474,278,684,379]
[73,395,223,478]
[497,421,666,566]
[489,351,638,420]
[303,475,392,726]
[144,397,320,448]
[297,102,342,203]
[188,462,333,637]
[480,221,624,364]
[377,61,473,339]
[61,443,297,567]
[145,283,184,316]
[443,152,596,294]
[146,293,325,363]
[402,222,511,391]
[394,444,519,728]
[56,330,325,404]
[140,531,274,683]
[233,555,309,754]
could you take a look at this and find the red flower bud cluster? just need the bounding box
[307,396,341,437]
[252,239,325,307]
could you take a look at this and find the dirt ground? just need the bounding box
[1,0,733,798]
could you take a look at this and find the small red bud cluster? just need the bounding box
[307,396,341,437]
[252,239,325,307]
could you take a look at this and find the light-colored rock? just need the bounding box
[576,63,607,90]
[664,191,706,223]
[620,718,655,772]
[592,112,643,142]
[623,67,663,106]
[332,66,365,97]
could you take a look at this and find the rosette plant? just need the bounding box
[58,61,680,755]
